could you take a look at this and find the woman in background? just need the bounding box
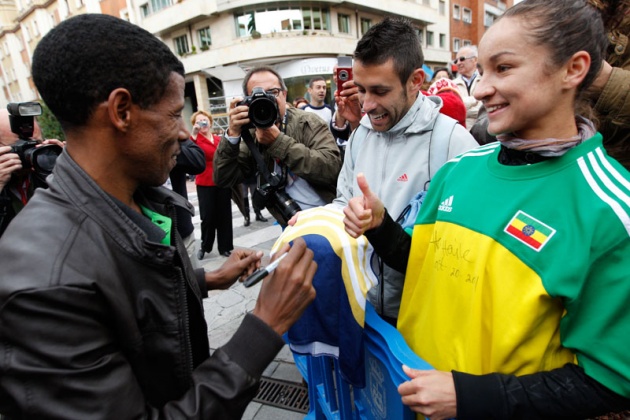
[191,110,233,259]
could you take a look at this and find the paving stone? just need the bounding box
[215,289,245,308]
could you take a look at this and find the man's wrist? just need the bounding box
[204,269,224,290]
[332,112,349,130]
[224,131,241,145]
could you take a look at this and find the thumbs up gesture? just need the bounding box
[343,172,386,238]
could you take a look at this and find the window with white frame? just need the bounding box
[439,33,446,48]
[150,0,171,13]
[462,7,472,23]
[426,31,434,47]
[338,13,350,34]
[139,0,172,17]
[453,4,460,20]
[463,39,472,47]
[439,0,445,15]
[453,37,460,52]
[198,27,211,48]
[173,35,189,56]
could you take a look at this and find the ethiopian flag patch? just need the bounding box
[504,210,556,251]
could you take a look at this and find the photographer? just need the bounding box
[0,107,62,236]
[213,66,341,226]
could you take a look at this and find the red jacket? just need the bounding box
[192,133,219,187]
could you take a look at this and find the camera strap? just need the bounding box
[241,111,289,188]
[240,129,282,187]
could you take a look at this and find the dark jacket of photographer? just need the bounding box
[0,176,35,237]
[213,107,341,223]
[0,152,284,418]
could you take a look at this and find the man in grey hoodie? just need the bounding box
[333,17,478,323]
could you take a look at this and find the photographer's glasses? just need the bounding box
[454,55,476,64]
[265,88,283,98]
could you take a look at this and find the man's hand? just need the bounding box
[343,172,385,238]
[398,365,457,420]
[254,125,281,146]
[39,139,65,148]
[227,96,250,138]
[335,79,362,130]
[252,238,317,335]
[205,248,263,290]
[0,146,22,191]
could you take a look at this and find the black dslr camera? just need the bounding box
[8,102,62,185]
[238,87,279,128]
[252,173,301,226]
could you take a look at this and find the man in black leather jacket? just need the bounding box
[0,14,317,419]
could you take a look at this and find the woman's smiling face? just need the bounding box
[474,17,578,140]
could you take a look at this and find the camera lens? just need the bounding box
[338,70,349,82]
[29,144,62,174]
[273,189,301,225]
[249,98,277,128]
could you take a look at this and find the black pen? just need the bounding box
[243,252,288,288]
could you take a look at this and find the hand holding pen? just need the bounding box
[243,252,289,287]
[250,238,318,335]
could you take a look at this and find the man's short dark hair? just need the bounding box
[308,76,326,88]
[32,14,185,131]
[241,66,287,95]
[353,17,424,86]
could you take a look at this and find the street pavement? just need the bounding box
[187,181,306,419]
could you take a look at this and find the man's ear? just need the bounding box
[107,88,133,133]
[408,68,425,92]
[564,51,591,90]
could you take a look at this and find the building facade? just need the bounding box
[449,0,513,58]
[0,0,513,131]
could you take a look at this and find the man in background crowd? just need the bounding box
[0,107,62,236]
[453,45,482,129]
[303,76,334,124]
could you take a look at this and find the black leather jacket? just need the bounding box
[0,151,284,419]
